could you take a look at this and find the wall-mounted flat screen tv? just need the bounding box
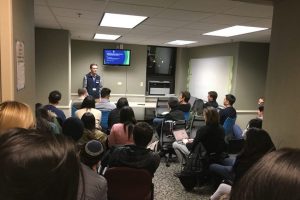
[103,49,131,66]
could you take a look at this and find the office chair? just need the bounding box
[223,117,236,143]
[104,167,153,200]
[71,101,82,117]
[99,109,111,134]
[160,119,186,167]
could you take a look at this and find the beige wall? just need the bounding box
[35,28,71,106]
[0,0,14,101]
[175,48,189,95]
[264,0,300,148]
[187,42,269,110]
[0,0,35,108]
[13,0,35,109]
[71,40,147,95]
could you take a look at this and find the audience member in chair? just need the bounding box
[0,101,35,133]
[0,128,82,200]
[44,90,66,125]
[178,91,191,112]
[62,117,84,143]
[79,112,107,150]
[75,96,102,129]
[242,118,263,138]
[96,88,116,110]
[230,148,300,200]
[210,128,275,200]
[173,107,226,165]
[204,91,219,108]
[108,97,129,130]
[108,122,160,176]
[77,88,88,101]
[219,94,237,125]
[108,106,137,147]
[78,140,107,200]
[257,105,264,119]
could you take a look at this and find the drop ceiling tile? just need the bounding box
[105,2,163,17]
[244,19,272,28]
[170,0,239,13]
[47,0,106,12]
[199,14,258,25]
[155,9,213,21]
[34,0,47,6]
[56,16,99,26]
[184,22,229,32]
[96,27,131,35]
[223,2,273,18]
[51,7,102,20]
[34,5,53,16]
[110,0,177,8]
[143,18,191,28]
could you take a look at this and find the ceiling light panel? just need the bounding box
[203,25,268,37]
[100,13,148,29]
[166,40,197,45]
[93,33,121,40]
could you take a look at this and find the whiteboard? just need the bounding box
[188,56,233,106]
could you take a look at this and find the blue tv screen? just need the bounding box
[103,49,131,66]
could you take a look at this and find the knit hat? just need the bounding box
[84,140,104,157]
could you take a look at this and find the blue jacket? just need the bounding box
[84,73,102,99]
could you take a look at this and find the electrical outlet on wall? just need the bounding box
[140,82,143,87]
[117,82,122,86]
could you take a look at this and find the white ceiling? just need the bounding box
[34,0,273,47]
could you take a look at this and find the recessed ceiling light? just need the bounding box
[100,13,148,29]
[203,25,268,37]
[93,33,121,40]
[166,40,197,45]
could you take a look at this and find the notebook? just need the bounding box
[173,129,189,141]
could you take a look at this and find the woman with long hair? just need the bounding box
[173,107,226,164]
[79,112,108,150]
[210,128,275,200]
[0,101,35,133]
[108,106,137,147]
[108,97,129,129]
[230,148,300,200]
[75,96,102,129]
[0,128,82,200]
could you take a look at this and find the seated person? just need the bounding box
[242,118,263,138]
[108,97,129,130]
[230,148,300,200]
[62,117,84,142]
[0,128,81,200]
[75,96,102,129]
[44,90,66,125]
[219,94,237,125]
[153,97,185,136]
[107,122,160,176]
[76,88,88,102]
[0,101,35,133]
[96,88,116,110]
[204,91,219,108]
[178,91,191,112]
[78,140,107,200]
[210,128,275,200]
[173,107,226,165]
[108,106,136,147]
[258,105,264,119]
[79,112,107,151]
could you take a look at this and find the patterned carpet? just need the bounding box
[153,158,212,200]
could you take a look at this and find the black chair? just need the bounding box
[189,115,205,139]
[160,119,186,167]
[104,167,153,200]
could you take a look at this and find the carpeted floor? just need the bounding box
[153,158,212,200]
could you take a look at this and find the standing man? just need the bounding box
[83,64,103,100]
